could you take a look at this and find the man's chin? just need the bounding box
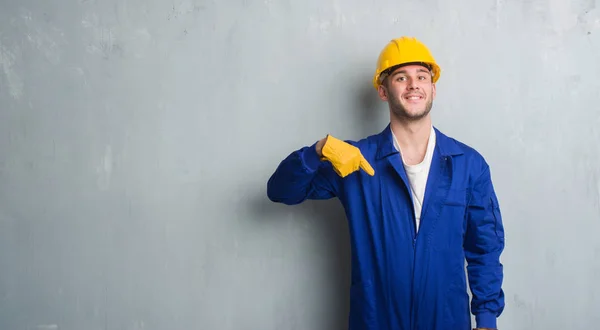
[393,109,430,121]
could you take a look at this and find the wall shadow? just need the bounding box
[250,192,351,330]
[351,69,386,139]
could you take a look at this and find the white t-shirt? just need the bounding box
[392,126,436,232]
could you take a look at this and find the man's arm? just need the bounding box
[464,163,506,329]
[267,137,340,205]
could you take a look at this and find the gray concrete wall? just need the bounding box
[1,0,599,329]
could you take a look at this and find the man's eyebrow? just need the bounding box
[390,68,430,77]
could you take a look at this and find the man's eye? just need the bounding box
[397,77,406,81]
[418,76,426,80]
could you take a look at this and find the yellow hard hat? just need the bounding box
[372,36,441,89]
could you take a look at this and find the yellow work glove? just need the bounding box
[320,135,375,178]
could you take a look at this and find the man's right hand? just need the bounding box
[315,135,375,178]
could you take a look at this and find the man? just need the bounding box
[266,36,505,330]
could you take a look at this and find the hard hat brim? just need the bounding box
[375,61,440,88]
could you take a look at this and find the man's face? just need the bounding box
[378,64,436,121]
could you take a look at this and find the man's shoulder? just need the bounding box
[436,128,491,174]
[343,131,383,155]
[440,131,485,158]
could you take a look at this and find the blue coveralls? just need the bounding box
[267,125,505,330]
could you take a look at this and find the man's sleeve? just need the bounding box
[266,141,340,205]
[464,163,506,329]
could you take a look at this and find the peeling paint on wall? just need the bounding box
[0,43,23,100]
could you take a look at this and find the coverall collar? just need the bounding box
[375,123,464,160]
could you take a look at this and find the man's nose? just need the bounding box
[407,80,419,90]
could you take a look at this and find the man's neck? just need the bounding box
[390,115,432,166]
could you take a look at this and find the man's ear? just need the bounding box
[377,84,388,101]
[431,83,436,99]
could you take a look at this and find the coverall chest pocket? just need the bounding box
[443,188,468,208]
[442,188,468,216]
[432,188,468,251]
